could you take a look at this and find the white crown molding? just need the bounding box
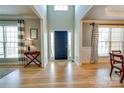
[31,6,41,19]
[0,15,39,19]
[81,20,124,24]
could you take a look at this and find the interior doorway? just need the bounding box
[49,30,72,60]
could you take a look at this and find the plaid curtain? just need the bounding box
[90,23,99,63]
[18,20,25,64]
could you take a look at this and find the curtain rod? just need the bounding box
[89,23,124,26]
[98,24,124,25]
[0,20,19,21]
[82,20,124,25]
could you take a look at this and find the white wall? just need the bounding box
[81,47,91,63]
[47,5,74,30]
[32,5,48,67]
[74,5,92,64]
[47,5,74,60]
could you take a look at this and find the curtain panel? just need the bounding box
[18,20,25,64]
[90,23,99,63]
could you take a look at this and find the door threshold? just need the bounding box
[49,59,73,62]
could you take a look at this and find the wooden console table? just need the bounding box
[24,51,41,67]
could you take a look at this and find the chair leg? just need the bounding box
[120,70,122,76]
[110,67,113,77]
[120,71,124,83]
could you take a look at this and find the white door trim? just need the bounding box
[48,29,73,61]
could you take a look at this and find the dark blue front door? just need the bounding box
[55,31,67,59]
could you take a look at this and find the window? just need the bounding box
[98,26,124,56]
[54,5,68,11]
[0,26,18,58]
[68,32,72,59]
[50,31,54,60]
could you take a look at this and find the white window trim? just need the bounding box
[98,25,124,57]
[0,25,18,58]
[54,5,68,11]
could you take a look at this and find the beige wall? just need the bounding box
[25,19,40,51]
[82,23,92,63]
[24,18,41,61]
[82,23,92,47]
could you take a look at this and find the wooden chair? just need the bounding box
[112,50,122,64]
[109,53,124,83]
[112,50,121,54]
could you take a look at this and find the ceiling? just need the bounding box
[1,5,124,20]
[84,5,124,20]
[0,5,38,18]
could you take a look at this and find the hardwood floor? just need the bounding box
[0,61,124,88]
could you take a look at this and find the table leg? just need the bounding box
[24,54,41,67]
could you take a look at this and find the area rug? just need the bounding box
[0,68,15,79]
